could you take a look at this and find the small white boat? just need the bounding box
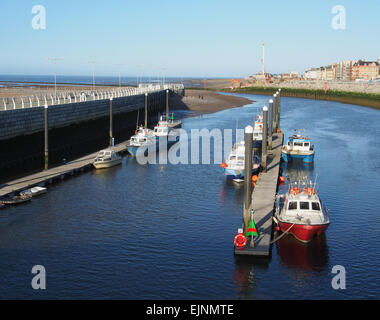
[253,113,263,148]
[221,141,261,179]
[93,149,122,169]
[20,186,47,197]
[153,116,180,147]
[126,126,157,156]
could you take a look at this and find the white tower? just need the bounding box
[261,43,266,75]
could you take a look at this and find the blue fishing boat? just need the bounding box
[281,132,314,163]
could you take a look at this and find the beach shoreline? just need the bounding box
[170,89,252,115]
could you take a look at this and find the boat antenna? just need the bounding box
[313,173,318,191]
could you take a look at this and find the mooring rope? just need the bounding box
[270,223,295,244]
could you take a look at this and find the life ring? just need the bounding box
[289,187,301,195]
[234,233,247,248]
[304,187,316,195]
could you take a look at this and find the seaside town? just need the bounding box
[241,58,380,85]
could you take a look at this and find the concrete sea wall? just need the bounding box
[0,89,183,181]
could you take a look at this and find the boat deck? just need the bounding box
[234,132,284,257]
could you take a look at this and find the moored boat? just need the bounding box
[0,194,32,205]
[153,116,180,149]
[93,149,122,169]
[281,131,314,163]
[275,179,330,243]
[221,141,261,179]
[252,114,263,149]
[126,126,157,157]
[19,186,47,197]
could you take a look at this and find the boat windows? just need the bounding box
[304,142,310,147]
[312,202,321,211]
[237,156,244,161]
[300,201,310,210]
[230,156,236,161]
[288,202,297,210]
[288,142,292,146]
[294,142,303,147]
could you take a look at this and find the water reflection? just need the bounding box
[276,233,329,272]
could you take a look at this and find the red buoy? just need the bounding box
[221,162,227,169]
[279,176,285,183]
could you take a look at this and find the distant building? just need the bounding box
[304,68,319,80]
[336,60,353,81]
[351,60,380,80]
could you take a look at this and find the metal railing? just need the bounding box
[0,84,184,111]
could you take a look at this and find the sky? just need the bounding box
[0,0,379,78]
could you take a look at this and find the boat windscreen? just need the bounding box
[312,202,321,211]
[288,202,297,210]
[300,201,310,210]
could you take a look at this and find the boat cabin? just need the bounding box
[285,135,313,152]
[95,149,119,161]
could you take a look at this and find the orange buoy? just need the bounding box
[304,187,316,195]
[252,175,258,182]
[221,162,227,169]
[289,187,301,195]
[279,176,285,183]
[276,129,281,133]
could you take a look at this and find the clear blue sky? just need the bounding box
[0,0,379,78]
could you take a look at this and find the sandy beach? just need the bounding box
[170,89,252,114]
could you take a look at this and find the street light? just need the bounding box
[48,57,63,99]
[88,61,96,91]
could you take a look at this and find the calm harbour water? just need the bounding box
[0,93,379,299]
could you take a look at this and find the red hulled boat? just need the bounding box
[274,180,330,243]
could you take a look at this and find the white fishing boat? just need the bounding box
[126,126,157,156]
[275,179,330,243]
[19,186,47,197]
[93,149,122,169]
[221,141,261,179]
[153,116,179,148]
[253,113,263,148]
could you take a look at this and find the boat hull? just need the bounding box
[224,167,260,179]
[93,159,122,169]
[127,136,179,157]
[277,220,329,243]
[281,151,314,163]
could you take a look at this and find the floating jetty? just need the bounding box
[234,132,283,257]
[0,142,128,198]
[234,89,283,258]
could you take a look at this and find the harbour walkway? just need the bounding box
[234,132,284,257]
